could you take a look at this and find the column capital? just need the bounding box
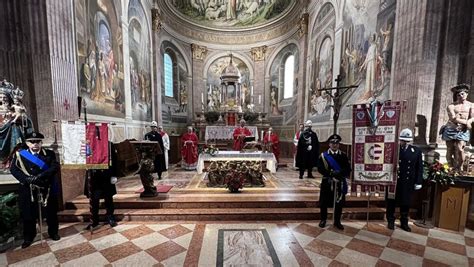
[191,43,208,60]
[250,45,267,61]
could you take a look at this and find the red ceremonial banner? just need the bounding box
[86,122,109,167]
[351,101,402,193]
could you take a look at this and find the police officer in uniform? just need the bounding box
[386,128,423,231]
[10,131,60,248]
[84,145,118,230]
[317,134,351,230]
[144,121,167,179]
[295,120,320,179]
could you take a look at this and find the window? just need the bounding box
[164,53,173,97]
[283,55,295,99]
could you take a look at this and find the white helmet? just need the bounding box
[150,121,158,127]
[304,120,312,127]
[399,128,413,142]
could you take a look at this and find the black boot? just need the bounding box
[387,221,395,230]
[400,216,411,232]
[107,215,117,227]
[334,222,344,230]
[319,220,326,228]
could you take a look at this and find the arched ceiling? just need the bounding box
[156,0,306,47]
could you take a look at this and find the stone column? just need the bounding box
[152,8,163,124]
[250,45,267,112]
[297,13,309,123]
[191,44,207,117]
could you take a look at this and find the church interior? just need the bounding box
[1,0,474,266]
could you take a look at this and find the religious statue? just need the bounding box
[270,86,282,115]
[0,81,33,162]
[359,33,378,100]
[180,85,188,112]
[442,84,474,173]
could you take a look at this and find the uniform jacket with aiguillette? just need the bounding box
[394,144,423,206]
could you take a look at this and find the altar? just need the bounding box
[196,151,277,174]
[204,126,259,142]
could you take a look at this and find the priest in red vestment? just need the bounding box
[181,126,199,170]
[263,127,280,163]
[233,119,252,151]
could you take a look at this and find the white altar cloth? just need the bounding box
[197,151,277,174]
[205,126,259,141]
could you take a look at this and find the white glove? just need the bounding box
[110,177,118,184]
[307,145,312,151]
[414,184,422,190]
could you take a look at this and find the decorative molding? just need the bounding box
[250,46,268,61]
[152,8,162,32]
[298,12,309,38]
[191,43,207,60]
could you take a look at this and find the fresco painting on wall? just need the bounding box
[308,3,335,121]
[269,44,298,125]
[172,0,293,28]
[75,0,125,118]
[207,56,250,109]
[337,0,396,120]
[129,0,152,121]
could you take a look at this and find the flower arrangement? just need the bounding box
[201,145,219,156]
[224,170,245,193]
[423,160,457,185]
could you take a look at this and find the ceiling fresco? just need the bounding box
[169,0,294,29]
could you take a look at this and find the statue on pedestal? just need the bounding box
[441,84,473,173]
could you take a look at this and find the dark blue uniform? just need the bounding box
[84,167,117,225]
[386,144,423,229]
[317,149,351,227]
[10,148,60,243]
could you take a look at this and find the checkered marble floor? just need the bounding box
[2,220,474,266]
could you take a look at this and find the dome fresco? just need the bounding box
[169,0,294,29]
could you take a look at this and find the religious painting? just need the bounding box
[160,41,189,123]
[307,3,335,121]
[171,0,293,28]
[207,55,250,110]
[337,0,396,120]
[128,0,152,121]
[75,0,125,118]
[269,44,299,125]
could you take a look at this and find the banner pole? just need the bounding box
[366,189,371,230]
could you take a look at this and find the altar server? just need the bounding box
[263,127,280,163]
[158,125,170,169]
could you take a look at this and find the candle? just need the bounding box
[201,92,204,104]
[251,86,254,96]
[261,130,264,141]
[258,95,262,104]
[219,93,222,103]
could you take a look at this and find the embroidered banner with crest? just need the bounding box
[61,121,109,169]
[351,101,402,193]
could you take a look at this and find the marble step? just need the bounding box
[58,207,387,222]
[65,195,387,210]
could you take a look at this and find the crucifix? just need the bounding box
[318,74,359,134]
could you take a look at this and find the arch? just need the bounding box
[264,39,300,77]
[127,0,153,46]
[308,1,339,43]
[203,51,254,80]
[159,38,191,75]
